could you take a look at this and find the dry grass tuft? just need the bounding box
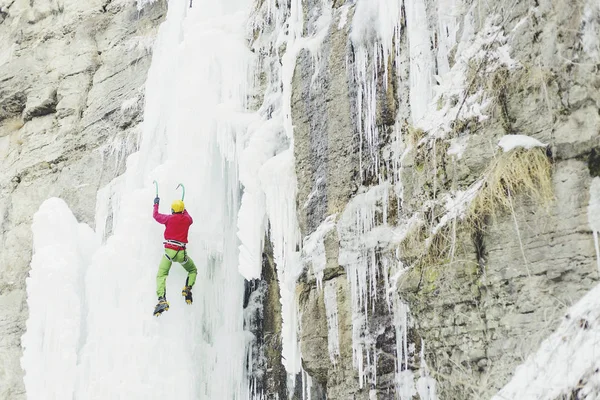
[399,146,552,285]
[469,146,553,225]
[400,220,454,269]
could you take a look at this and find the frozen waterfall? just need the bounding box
[23,0,260,398]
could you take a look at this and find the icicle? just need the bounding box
[324,280,341,365]
[405,0,435,124]
[350,0,402,180]
[588,177,600,275]
[416,341,438,400]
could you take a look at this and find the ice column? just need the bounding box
[21,198,98,399]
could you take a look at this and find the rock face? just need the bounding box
[261,0,600,398]
[0,0,165,397]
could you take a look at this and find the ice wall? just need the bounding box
[24,0,259,398]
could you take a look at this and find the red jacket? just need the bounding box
[153,204,193,250]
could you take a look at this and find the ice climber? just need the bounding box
[152,195,198,316]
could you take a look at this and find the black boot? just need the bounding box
[153,296,169,316]
[182,286,193,304]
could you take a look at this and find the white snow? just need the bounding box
[19,0,456,397]
[417,9,515,141]
[338,4,351,30]
[498,134,547,152]
[582,0,600,61]
[447,135,469,159]
[492,283,600,400]
[120,96,139,112]
[136,0,157,11]
[244,0,334,381]
[429,181,483,240]
[337,184,391,388]
[259,149,303,375]
[303,214,337,289]
[393,297,417,400]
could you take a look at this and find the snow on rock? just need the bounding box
[417,9,515,140]
[582,0,600,61]
[303,214,337,289]
[447,136,469,159]
[136,0,158,11]
[498,134,547,152]
[337,184,393,388]
[492,283,600,400]
[21,198,98,400]
[425,181,482,252]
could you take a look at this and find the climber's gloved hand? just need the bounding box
[154,197,160,205]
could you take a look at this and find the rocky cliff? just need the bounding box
[2,0,600,399]
[250,0,600,398]
[0,0,165,397]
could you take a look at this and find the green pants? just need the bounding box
[156,248,197,298]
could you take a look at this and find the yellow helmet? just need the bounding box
[171,200,185,213]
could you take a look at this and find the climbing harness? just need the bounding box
[163,239,187,249]
[163,248,189,264]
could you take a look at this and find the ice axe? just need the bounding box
[176,183,185,201]
[153,180,159,197]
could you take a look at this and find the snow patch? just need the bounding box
[428,180,483,242]
[447,135,469,159]
[498,134,547,152]
[582,0,600,61]
[120,96,139,112]
[492,283,600,400]
[338,4,350,30]
[303,214,337,289]
[418,10,516,141]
